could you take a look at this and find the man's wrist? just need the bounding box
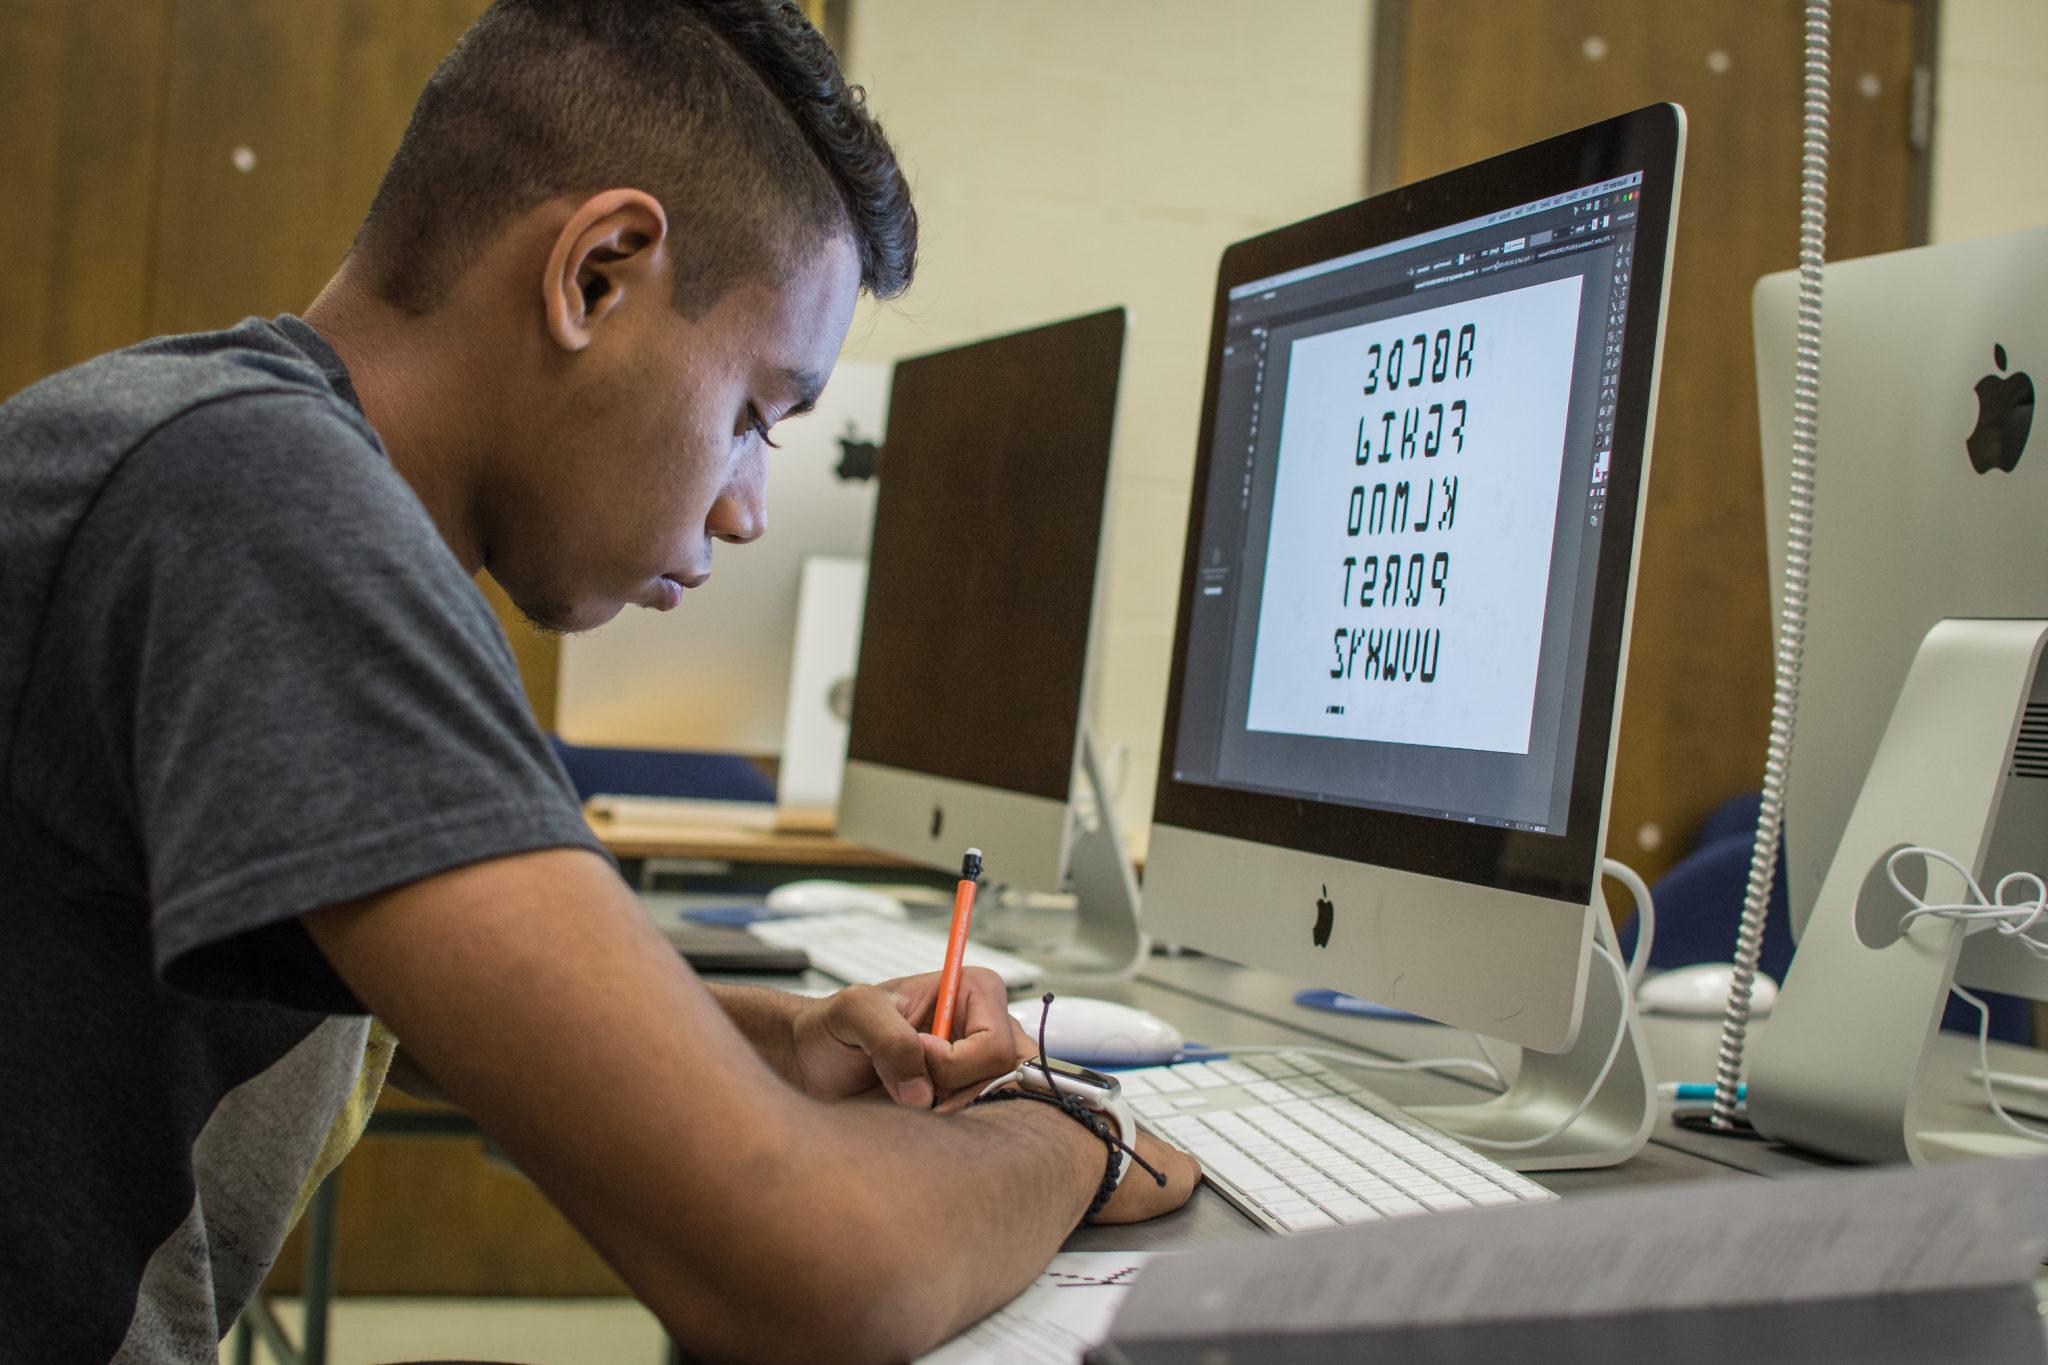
[968,1085,1121,1223]
[705,982,804,1081]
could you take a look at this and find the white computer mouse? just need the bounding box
[1637,963,1778,1018]
[763,879,908,920]
[1011,996,1186,1067]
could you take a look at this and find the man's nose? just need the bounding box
[707,485,766,545]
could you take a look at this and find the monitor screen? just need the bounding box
[1155,112,1678,910]
[845,308,1125,803]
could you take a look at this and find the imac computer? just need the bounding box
[1747,226,2048,1165]
[554,361,889,758]
[837,308,1145,977]
[1142,106,1685,1166]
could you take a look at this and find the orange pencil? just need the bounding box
[931,848,983,1042]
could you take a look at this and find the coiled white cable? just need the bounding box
[1713,0,1831,1131]
[1886,846,2048,1143]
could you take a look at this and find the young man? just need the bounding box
[0,3,1198,1360]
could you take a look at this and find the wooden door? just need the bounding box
[1376,0,1930,882]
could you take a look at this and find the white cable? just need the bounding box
[1460,941,1633,1152]
[1459,858,1652,1089]
[1603,857,1657,994]
[1203,1042,1506,1089]
[1953,983,2048,1143]
[1889,846,2048,957]
[1885,845,2048,1143]
[1715,0,1831,1131]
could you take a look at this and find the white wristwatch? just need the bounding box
[979,1056,1138,1186]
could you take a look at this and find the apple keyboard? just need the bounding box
[1125,1051,1555,1234]
[748,913,1044,989]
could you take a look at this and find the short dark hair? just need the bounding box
[354,0,916,317]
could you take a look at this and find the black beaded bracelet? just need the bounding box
[973,1086,1124,1223]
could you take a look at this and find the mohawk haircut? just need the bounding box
[353,0,916,316]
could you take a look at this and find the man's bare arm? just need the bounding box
[302,848,1194,1362]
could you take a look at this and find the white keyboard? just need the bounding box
[1125,1051,1555,1234]
[749,914,1044,989]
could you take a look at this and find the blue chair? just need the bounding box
[550,738,775,804]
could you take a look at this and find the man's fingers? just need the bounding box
[826,984,933,1109]
[949,967,1014,1041]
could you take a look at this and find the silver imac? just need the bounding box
[1143,107,1685,1163]
[1748,226,2048,1164]
[553,361,889,757]
[837,309,1144,977]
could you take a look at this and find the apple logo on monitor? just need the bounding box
[1966,344,2034,475]
[1312,885,1334,948]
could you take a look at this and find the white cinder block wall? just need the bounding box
[833,0,2046,851]
[1933,0,2048,243]
[839,1,1375,846]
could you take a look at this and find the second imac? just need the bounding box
[1143,106,1686,1166]
[836,307,1144,978]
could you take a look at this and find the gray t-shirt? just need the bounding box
[0,315,605,1362]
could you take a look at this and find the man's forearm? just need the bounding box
[704,981,802,1082]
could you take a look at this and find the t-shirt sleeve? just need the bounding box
[69,391,607,1008]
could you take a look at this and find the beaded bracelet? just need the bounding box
[973,1086,1125,1222]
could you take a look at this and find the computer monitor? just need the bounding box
[1756,228,2048,996]
[553,361,889,757]
[837,308,1144,976]
[1143,106,1683,1074]
[1747,227,2048,1164]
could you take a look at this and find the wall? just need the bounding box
[1932,0,2048,242]
[838,2,1376,845]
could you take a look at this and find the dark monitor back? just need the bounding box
[847,307,1126,803]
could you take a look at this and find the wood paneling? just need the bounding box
[268,1094,626,1297]
[2,0,589,1298]
[0,0,172,400]
[1383,0,1927,881]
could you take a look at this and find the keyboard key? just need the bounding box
[1323,1198,1380,1223]
[1375,1196,1428,1218]
[1420,1192,1473,1212]
[1278,1209,1337,1232]
[1193,1146,1289,1197]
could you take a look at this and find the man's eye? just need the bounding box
[746,407,780,449]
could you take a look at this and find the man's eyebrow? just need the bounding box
[777,366,829,417]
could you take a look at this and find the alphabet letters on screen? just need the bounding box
[1245,275,1583,755]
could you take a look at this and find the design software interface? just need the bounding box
[1172,173,1646,836]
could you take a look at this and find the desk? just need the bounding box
[587,812,918,868]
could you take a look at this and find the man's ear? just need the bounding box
[542,189,669,352]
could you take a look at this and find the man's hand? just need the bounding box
[788,966,1032,1108]
[1091,1133,1202,1224]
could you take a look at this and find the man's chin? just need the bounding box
[508,594,620,637]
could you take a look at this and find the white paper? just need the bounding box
[917,1252,1153,1365]
[1245,275,1583,754]
[1108,1155,2048,1344]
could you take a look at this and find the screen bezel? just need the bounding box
[1150,104,1681,907]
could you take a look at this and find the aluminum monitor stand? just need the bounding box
[1749,618,2048,1165]
[1405,899,1656,1171]
[993,730,1147,982]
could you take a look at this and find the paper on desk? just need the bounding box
[917,1252,1153,1365]
[1104,1156,2048,1346]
